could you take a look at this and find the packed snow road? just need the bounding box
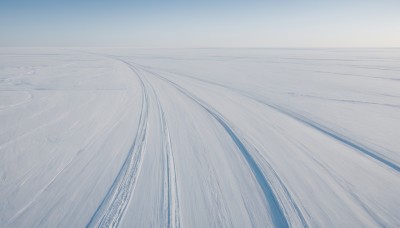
[1,48,400,227]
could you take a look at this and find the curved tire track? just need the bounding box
[86,66,149,228]
[142,66,400,174]
[84,53,183,227]
[141,73,182,228]
[138,65,290,228]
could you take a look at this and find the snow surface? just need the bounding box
[1,48,400,227]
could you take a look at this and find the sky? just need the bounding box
[1,0,400,47]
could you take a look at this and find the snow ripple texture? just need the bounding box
[1,48,400,227]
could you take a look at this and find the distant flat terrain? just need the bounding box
[1,48,400,227]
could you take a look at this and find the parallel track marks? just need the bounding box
[86,66,149,228]
[139,66,289,228]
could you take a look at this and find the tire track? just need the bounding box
[155,91,181,228]
[86,66,149,228]
[137,65,290,228]
[140,73,182,228]
[246,144,310,228]
[7,93,133,226]
[133,61,399,226]
[260,104,400,173]
[82,53,182,227]
[141,65,400,174]
[156,69,310,227]
[84,53,301,227]
[144,73,233,228]
[286,92,400,109]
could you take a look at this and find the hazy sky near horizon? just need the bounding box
[1,0,400,47]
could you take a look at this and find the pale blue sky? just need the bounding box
[1,0,399,47]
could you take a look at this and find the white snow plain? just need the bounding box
[0,48,400,227]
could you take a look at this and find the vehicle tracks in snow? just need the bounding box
[139,65,400,174]
[86,55,182,227]
[88,53,392,227]
[86,65,149,228]
[140,72,182,228]
[136,65,291,228]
